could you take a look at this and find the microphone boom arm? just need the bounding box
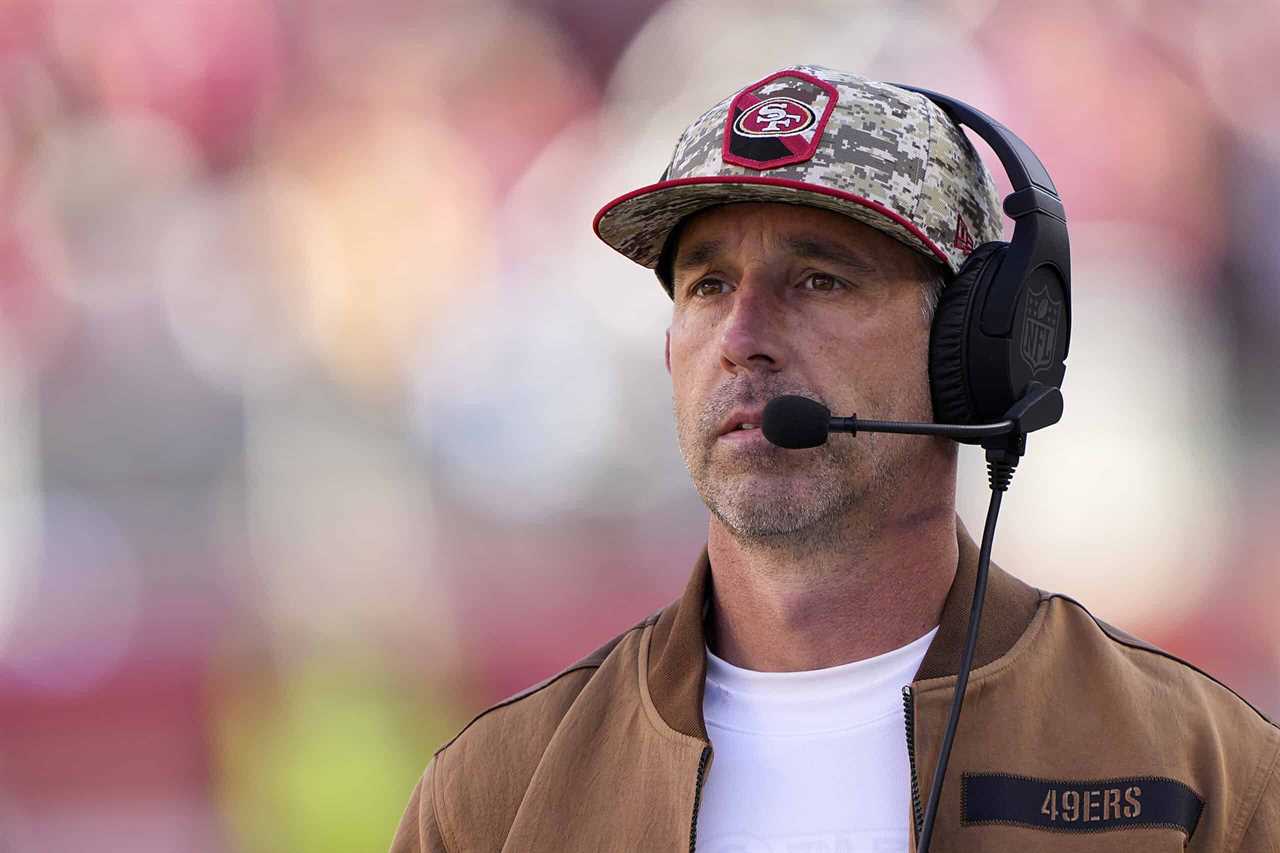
[760,381,1065,853]
[831,417,1014,438]
[831,382,1063,441]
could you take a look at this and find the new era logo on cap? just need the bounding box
[954,215,976,254]
[723,70,838,170]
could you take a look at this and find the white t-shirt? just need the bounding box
[695,625,939,853]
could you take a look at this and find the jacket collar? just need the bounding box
[645,515,1043,742]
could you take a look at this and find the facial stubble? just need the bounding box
[673,386,923,553]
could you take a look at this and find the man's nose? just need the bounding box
[720,275,783,374]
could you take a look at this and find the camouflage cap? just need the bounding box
[593,64,1003,295]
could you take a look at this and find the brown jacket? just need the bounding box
[390,520,1280,851]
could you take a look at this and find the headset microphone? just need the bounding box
[759,79,1071,853]
[761,385,1063,449]
[763,383,1062,853]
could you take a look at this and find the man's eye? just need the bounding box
[800,273,846,292]
[691,278,730,297]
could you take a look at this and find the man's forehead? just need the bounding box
[674,234,879,279]
[672,203,900,274]
[679,201,856,236]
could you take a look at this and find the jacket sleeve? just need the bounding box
[1236,747,1280,852]
[388,757,451,853]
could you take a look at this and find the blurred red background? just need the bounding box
[1,0,1278,849]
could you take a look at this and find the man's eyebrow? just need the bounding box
[672,234,881,277]
[784,236,879,276]
[673,239,724,273]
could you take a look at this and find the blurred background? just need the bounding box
[1,0,1278,849]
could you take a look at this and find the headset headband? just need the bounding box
[892,83,1072,359]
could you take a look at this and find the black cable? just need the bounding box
[915,457,1016,853]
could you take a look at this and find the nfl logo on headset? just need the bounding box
[1020,285,1063,373]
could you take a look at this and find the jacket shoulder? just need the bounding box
[1046,591,1277,731]
[437,607,660,755]
[423,608,662,849]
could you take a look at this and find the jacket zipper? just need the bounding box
[688,745,711,852]
[902,686,924,843]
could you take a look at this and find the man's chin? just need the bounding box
[703,482,825,526]
[708,499,832,541]
[701,468,803,499]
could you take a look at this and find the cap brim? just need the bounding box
[593,175,951,272]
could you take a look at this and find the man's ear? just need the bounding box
[664,327,671,375]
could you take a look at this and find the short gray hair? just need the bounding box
[917,255,950,326]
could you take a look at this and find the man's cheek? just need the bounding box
[666,339,693,375]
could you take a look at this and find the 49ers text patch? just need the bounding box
[961,773,1204,837]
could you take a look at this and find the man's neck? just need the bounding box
[705,502,958,672]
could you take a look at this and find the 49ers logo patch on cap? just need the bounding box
[723,70,838,170]
[734,98,816,137]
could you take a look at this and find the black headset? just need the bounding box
[660,85,1071,853]
[656,85,1071,441]
[674,85,1072,853]
[893,88,1071,853]
[894,84,1072,440]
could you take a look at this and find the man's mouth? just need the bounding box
[717,408,768,437]
[717,422,770,445]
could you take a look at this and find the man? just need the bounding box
[391,66,1278,852]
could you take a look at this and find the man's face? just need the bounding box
[665,202,944,544]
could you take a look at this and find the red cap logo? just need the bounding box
[723,70,838,171]
[733,98,816,138]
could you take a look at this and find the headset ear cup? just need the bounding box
[929,242,1007,432]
